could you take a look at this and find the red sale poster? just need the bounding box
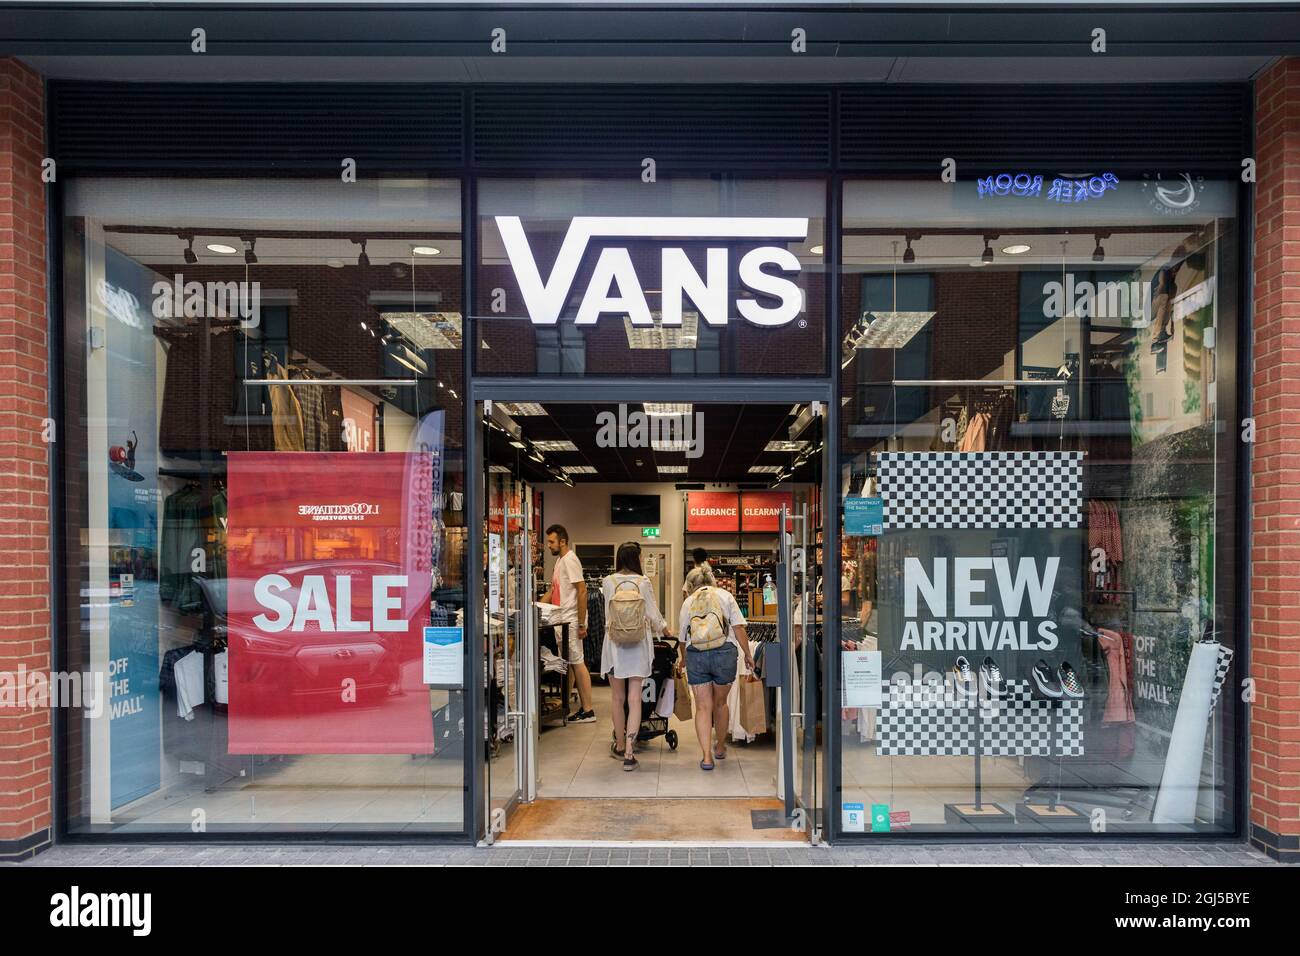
[740,491,794,532]
[226,452,435,754]
[686,491,740,532]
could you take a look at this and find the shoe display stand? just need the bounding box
[878,679,1085,831]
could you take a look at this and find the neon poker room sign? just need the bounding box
[494,216,810,327]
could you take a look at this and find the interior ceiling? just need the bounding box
[486,402,820,486]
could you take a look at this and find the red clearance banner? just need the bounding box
[740,491,794,531]
[227,452,435,755]
[686,491,740,532]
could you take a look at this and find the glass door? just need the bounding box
[776,405,824,842]
[482,400,537,840]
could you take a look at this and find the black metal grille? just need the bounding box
[49,83,466,171]
[471,86,833,170]
[47,82,1250,174]
[838,85,1252,172]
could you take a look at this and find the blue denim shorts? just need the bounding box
[686,643,738,686]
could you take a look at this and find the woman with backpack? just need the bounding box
[601,541,671,771]
[678,567,754,771]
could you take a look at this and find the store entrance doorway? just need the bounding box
[479,398,825,844]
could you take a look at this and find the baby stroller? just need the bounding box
[617,638,681,752]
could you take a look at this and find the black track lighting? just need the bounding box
[354,239,370,268]
[981,237,994,264]
[244,238,258,265]
[1092,237,1106,262]
[902,236,916,265]
[182,236,197,265]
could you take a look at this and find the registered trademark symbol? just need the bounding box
[798,319,807,329]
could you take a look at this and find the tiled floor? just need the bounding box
[529,684,779,799]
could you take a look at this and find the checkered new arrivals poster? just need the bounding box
[875,451,1084,677]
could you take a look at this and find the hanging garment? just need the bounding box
[173,649,206,720]
[294,380,331,452]
[957,411,989,452]
[267,364,306,451]
[1097,628,1136,724]
[160,485,205,610]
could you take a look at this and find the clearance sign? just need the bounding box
[686,491,792,532]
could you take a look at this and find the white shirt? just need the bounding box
[549,549,584,626]
[678,586,747,653]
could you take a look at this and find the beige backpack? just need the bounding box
[608,578,649,647]
[686,586,729,651]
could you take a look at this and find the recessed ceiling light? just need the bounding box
[532,440,578,453]
[749,465,783,474]
[809,244,824,256]
[412,246,441,257]
[658,465,688,474]
[765,440,811,453]
[561,465,597,475]
[206,243,238,255]
[498,402,546,416]
[644,403,692,417]
[1001,244,1032,255]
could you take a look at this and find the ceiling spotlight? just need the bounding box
[354,239,370,268]
[1092,237,1106,262]
[902,236,916,265]
[412,246,441,257]
[244,238,258,265]
[1001,243,1031,255]
[809,244,824,256]
[182,236,198,265]
[981,237,994,265]
[206,242,238,255]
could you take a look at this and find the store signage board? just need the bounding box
[496,216,809,327]
[740,491,794,532]
[844,495,883,536]
[842,802,866,833]
[977,172,1119,203]
[423,627,464,687]
[227,451,435,755]
[875,451,1083,674]
[686,491,740,532]
[842,650,883,707]
[488,533,501,613]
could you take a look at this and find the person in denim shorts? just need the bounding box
[677,568,754,771]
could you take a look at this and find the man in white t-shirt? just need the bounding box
[546,524,595,722]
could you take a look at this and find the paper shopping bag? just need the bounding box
[738,675,767,735]
[673,672,693,722]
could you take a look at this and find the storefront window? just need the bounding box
[837,175,1240,834]
[61,178,467,834]
[475,178,826,377]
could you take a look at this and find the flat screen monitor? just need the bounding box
[610,494,661,526]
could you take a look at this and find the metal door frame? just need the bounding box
[467,379,837,844]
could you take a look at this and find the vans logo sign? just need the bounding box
[495,216,809,327]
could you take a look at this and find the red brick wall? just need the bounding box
[1251,56,1300,863]
[0,59,51,859]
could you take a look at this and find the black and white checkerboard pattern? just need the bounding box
[878,679,1085,757]
[877,451,1084,530]
[1208,644,1234,718]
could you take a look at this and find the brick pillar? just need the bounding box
[0,59,50,861]
[1251,56,1300,863]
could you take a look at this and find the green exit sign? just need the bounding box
[641,527,660,538]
